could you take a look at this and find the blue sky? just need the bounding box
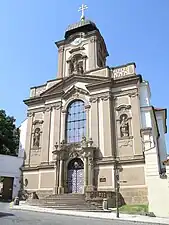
[0,0,169,149]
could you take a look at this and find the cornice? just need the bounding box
[21,164,55,171]
[24,97,44,106]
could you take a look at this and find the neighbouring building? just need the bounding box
[0,119,26,201]
[20,12,168,210]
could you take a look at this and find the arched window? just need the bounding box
[66,100,86,143]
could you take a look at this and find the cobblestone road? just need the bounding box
[0,203,166,225]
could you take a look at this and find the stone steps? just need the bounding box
[27,194,103,211]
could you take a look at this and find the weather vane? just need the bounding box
[78,4,88,21]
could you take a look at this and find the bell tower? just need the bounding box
[55,4,109,78]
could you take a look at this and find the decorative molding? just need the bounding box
[62,109,67,114]
[116,104,131,111]
[27,112,34,117]
[53,104,62,110]
[90,37,97,43]
[85,105,91,110]
[129,92,139,98]
[89,97,99,103]
[45,106,52,112]
[100,94,113,101]
[118,140,133,148]
[32,120,44,125]
[69,46,85,54]
[58,46,64,53]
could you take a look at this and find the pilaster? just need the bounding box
[130,92,142,155]
[41,106,52,164]
[53,103,62,148]
[24,112,34,166]
[57,46,64,78]
[88,37,97,70]
[90,97,99,148]
[101,95,113,156]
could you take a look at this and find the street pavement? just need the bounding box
[0,202,167,225]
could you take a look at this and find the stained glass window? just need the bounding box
[66,100,86,143]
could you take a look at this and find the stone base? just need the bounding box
[85,185,94,192]
[58,187,64,194]
[120,187,148,205]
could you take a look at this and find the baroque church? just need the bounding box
[20,8,167,206]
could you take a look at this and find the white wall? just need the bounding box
[0,119,27,198]
[18,119,27,158]
[0,154,23,198]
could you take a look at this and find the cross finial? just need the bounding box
[78,4,88,21]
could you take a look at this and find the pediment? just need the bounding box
[63,85,89,100]
[40,74,108,97]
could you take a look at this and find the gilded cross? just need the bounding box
[78,4,88,21]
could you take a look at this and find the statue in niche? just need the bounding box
[69,56,84,74]
[120,114,129,137]
[33,128,40,148]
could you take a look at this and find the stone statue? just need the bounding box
[120,114,129,137]
[81,136,87,147]
[33,128,40,147]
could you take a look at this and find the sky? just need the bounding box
[0,0,169,150]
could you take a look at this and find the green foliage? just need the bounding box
[119,204,148,214]
[0,110,20,156]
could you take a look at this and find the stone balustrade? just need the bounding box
[111,63,136,80]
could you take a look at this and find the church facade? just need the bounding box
[21,18,167,205]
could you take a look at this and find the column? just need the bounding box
[24,112,34,166]
[85,105,90,140]
[41,106,52,164]
[58,158,64,194]
[53,103,62,147]
[53,154,59,195]
[60,109,67,143]
[57,46,64,78]
[84,156,88,191]
[90,97,99,147]
[130,92,142,155]
[88,37,97,70]
[86,153,94,191]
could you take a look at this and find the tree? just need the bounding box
[0,110,20,156]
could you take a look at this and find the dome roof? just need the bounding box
[65,19,99,39]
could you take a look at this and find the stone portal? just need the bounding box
[67,158,84,193]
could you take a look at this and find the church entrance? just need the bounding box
[67,158,84,194]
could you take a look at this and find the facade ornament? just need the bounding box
[81,136,88,148]
[90,36,97,43]
[27,112,34,117]
[45,106,52,112]
[85,105,91,110]
[88,138,93,147]
[54,142,58,150]
[120,114,129,137]
[119,140,132,148]
[116,104,131,111]
[32,120,43,125]
[100,94,112,101]
[129,92,139,98]
[53,104,62,110]
[33,128,41,148]
[89,97,98,103]
[58,46,64,53]
[69,56,84,75]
